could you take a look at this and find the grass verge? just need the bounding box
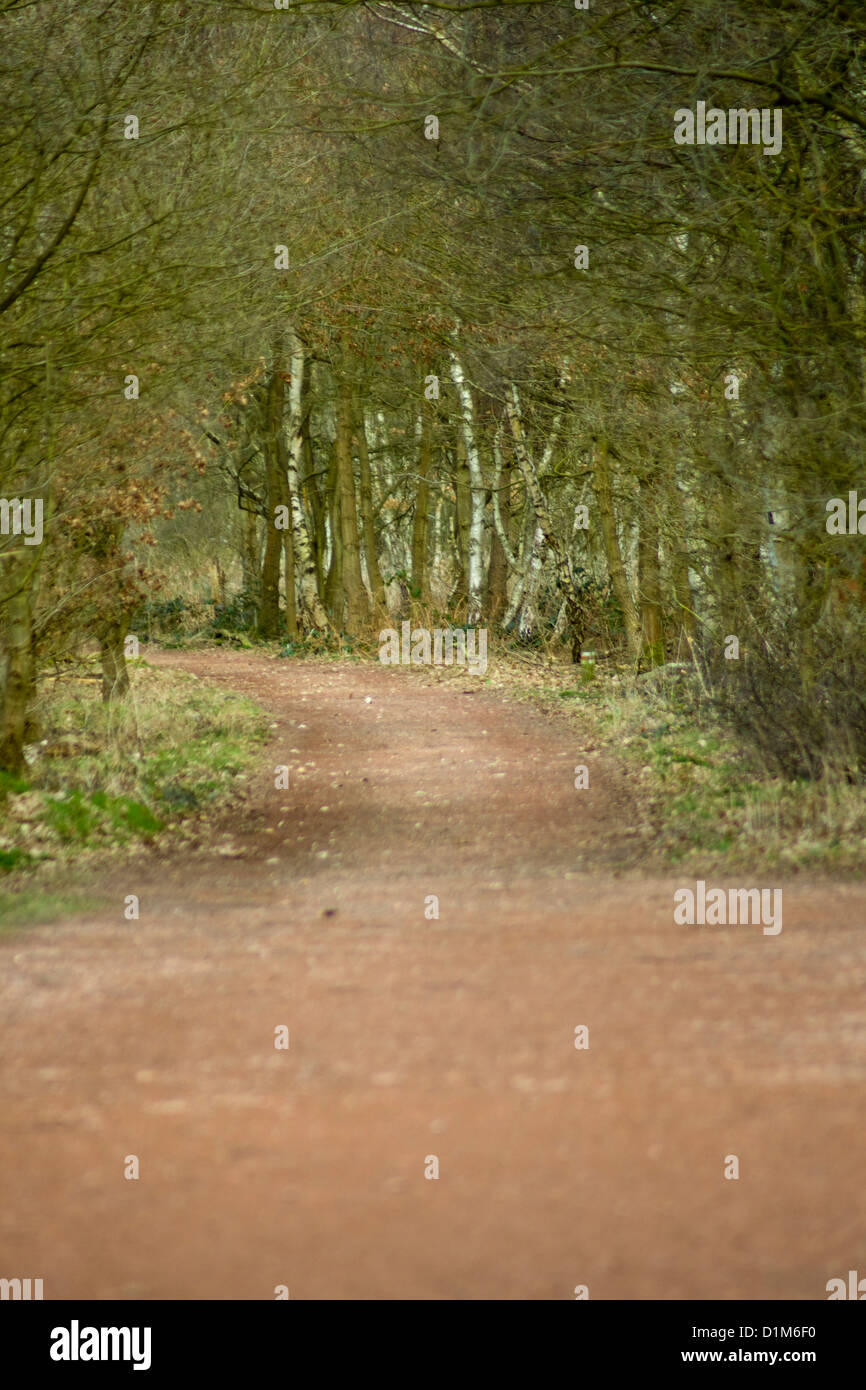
[526,663,866,873]
[0,657,270,881]
[406,641,866,875]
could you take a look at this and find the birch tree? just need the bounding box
[448,351,486,624]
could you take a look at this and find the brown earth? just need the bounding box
[1,646,865,1300]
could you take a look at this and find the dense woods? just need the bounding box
[5,4,866,1317]
[2,0,866,783]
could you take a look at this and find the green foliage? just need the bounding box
[139,596,191,633]
[0,662,268,870]
[0,847,31,873]
[209,593,257,634]
[0,770,31,798]
[524,661,866,872]
[39,788,163,844]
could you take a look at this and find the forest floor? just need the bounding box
[2,646,865,1299]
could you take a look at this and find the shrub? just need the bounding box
[694,614,866,782]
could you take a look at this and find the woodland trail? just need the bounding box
[1,647,865,1300]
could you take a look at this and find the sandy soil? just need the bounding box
[1,647,865,1299]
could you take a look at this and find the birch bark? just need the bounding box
[449,351,486,623]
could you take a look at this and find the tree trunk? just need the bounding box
[300,357,325,596]
[285,329,329,630]
[355,394,386,613]
[240,504,260,617]
[503,497,533,630]
[275,405,298,643]
[449,352,486,623]
[506,383,589,660]
[100,622,131,702]
[592,437,642,664]
[411,401,434,604]
[713,457,748,641]
[257,488,283,639]
[324,439,342,618]
[667,465,696,655]
[0,579,36,774]
[257,342,288,639]
[334,365,368,632]
[487,427,511,622]
[638,469,664,666]
[517,524,546,641]
[453,428,471,615]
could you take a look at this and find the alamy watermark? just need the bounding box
[827,1270,866,1299]
[0,497,43,546]
[674,103,782,157]
[826,491,866,534]
[1,1276,43,1299]
[50,1321,151,1371]
[674,880,782,936]
[379,621,487,675]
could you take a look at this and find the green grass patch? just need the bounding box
[0,659,270,870]
[503,656,866,874]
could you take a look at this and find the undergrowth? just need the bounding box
[0,658,269,874]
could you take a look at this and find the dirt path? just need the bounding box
[2,648,865,1299]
